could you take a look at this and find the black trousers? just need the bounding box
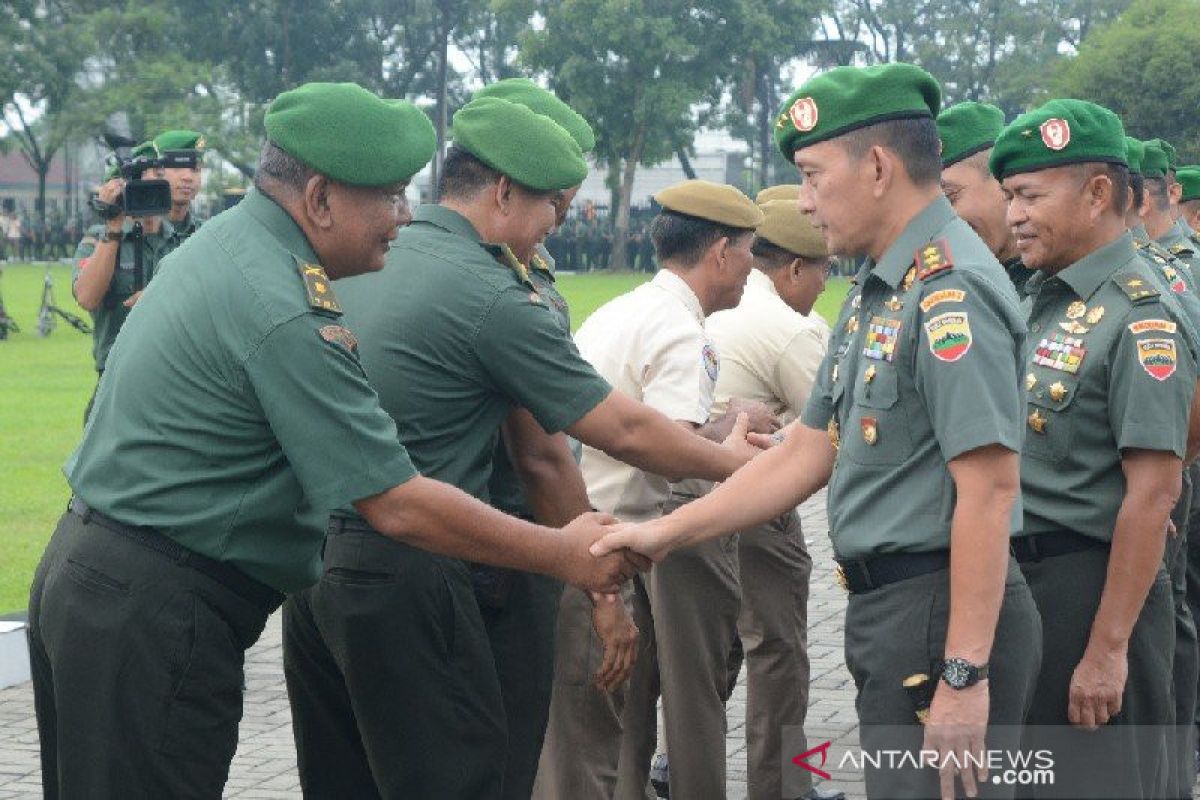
[1021,546,1175,799]
[843,558,1042,800]
[283,528,506,799]
[1165,463,1198,798]
[27,510,273,799]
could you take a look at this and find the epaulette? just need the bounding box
[1112,270,1160,303]
[484,242,532,285]
[1170,242,1195,258]
[915,238,954,282]
[294,256,342,314]
[530,251,554,276]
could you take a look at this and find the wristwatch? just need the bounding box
[99,229,122,243]
[937,657,989,689]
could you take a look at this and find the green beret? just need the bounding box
[654,179,763,229]
[452,96,587,191]
[936,102,1004,168]
[474,78,595,153]
[1141,140,1169,178]
[153,129,205,154]
[989,99,1126,180]
[774,63,941,161]
[1155,139,1179,171]
[755,184,800,203]
[1178,167,1200,201]
[1124,136,1146,174]
[756,199,826,259]
[265,82,436,186]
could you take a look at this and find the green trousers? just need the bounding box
[283,528,506,799]
[28,510,273,799]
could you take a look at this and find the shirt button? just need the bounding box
[1030,323,1041,332]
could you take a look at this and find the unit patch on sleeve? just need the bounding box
[923,311,972,362]
[318,324,358,355]
[1137,338,1177,381]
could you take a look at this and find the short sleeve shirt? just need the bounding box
[575,269,719,523]
[72,219,176,371]
[332,205,611,508]
[801,196,1026,559]
[65,189,417,592]
[1020,232,1196,542]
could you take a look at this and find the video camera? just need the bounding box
[90,133,199,219]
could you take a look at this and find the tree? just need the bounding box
[1055,0,1200,160]
[521,0,741,270]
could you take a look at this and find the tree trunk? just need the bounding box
[611,125,646,272]
[430,7,451,202]
[757,66,773,189]
[36,164,47,228]
[675,146,696,180]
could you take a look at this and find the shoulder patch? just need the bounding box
[1136,337,1177,381]
[494,243,532,284]
[1129,319,1177,335]
[919,288,966,312]
[915,238,954,281]
[296,259,342,314]
[318,324,358,354]
[1113,271,1160,303]
[923,311,972,362]
[701,343,720,382]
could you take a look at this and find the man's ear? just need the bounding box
[495,174,515,214]
[789,257,804,282]
[303,175,334,230]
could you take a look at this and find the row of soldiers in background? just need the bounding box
[543,216,658,272]
[0,213,86,262]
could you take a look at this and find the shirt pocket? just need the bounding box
[1023,371,1077,462]
[844,365,912,465]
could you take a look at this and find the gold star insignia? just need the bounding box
[1028,409,1046,434]
[1049,382,1067,402]
[1025,373,1037,392]
[885,295,903,312]
[1066,301,1086,319]
[1127,279,1144,288]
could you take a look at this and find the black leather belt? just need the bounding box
[1010,530,1108,563]
[835,550,950,594]
[68,497,283,613]
[327,516,377,535]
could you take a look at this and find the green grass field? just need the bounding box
[0,263,848,613]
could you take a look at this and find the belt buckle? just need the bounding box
[834,562,849,592]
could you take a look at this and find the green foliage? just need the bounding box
[1055,0,1200,160]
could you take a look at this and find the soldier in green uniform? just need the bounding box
[1177,166,1200,235]
[72,142,177,422]
[27,82,636,800]
[991,99,1198,798]
[1144,141,1200,271]
[593,63,1043,799]
[149,129,206,251]
[936,102,1036,298]
[281,96,759,799]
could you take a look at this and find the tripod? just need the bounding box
[37,267,92,337]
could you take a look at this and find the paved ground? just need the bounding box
[0,494,896,797]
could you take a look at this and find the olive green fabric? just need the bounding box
[265,82,436,185]
[1125,136,1146,174]
[1179,166,1200,201]
[65,188,418,592]
[775,63,941,161]
[333,203,611,503]
[801,196,1026,559]
[755,184,800,203]
[152,129,205,153]
[1142,139,1170,178]
[936,101,1005,168]
[756,199,826,259]
[1004,257,1037,301]
[1020,232,1195,541]
[452,97,588,191]
[1159,219,1200,272]
[475,78,595,153]
[990,99,1127,180]
[1130,226,1200,354]
[487,247,575,519]
[1157,138,1180,171]
[71,220,176,371]
[654,179,763,229]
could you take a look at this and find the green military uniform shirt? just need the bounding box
[1158,218,1200,273]
[65,189,417,592]
[801,196,1025,559]
[1021,232,1196,541]
[486,245,576,519]
[72,219,176,371]
[164,212,201,256]
[1004,256,1037,300]
[1130,224,1200,354]
[333,204,611,509]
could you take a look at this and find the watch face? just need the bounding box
[942,659,972,688]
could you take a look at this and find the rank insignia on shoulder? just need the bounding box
[901,266,917,292]
[1170,243,1195,257]
[296,259,342,314]
[915,238,954,281]
[1114,272,1159,303]
[495,243,531,284]
[317,324,358,354]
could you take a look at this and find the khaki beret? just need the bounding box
[654,179,763,229]
[755,200,826,259]
[755,184,800,204]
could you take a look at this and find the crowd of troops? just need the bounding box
[0,212,86,262]
[20,58,1200,800]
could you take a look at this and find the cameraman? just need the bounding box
[149,129,205,251]
[73,143,176,422]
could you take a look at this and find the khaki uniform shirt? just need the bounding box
[575,269,718,523]
[66,189,418,592]
[1021,232,1196,541]
[801,196,1026,559]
